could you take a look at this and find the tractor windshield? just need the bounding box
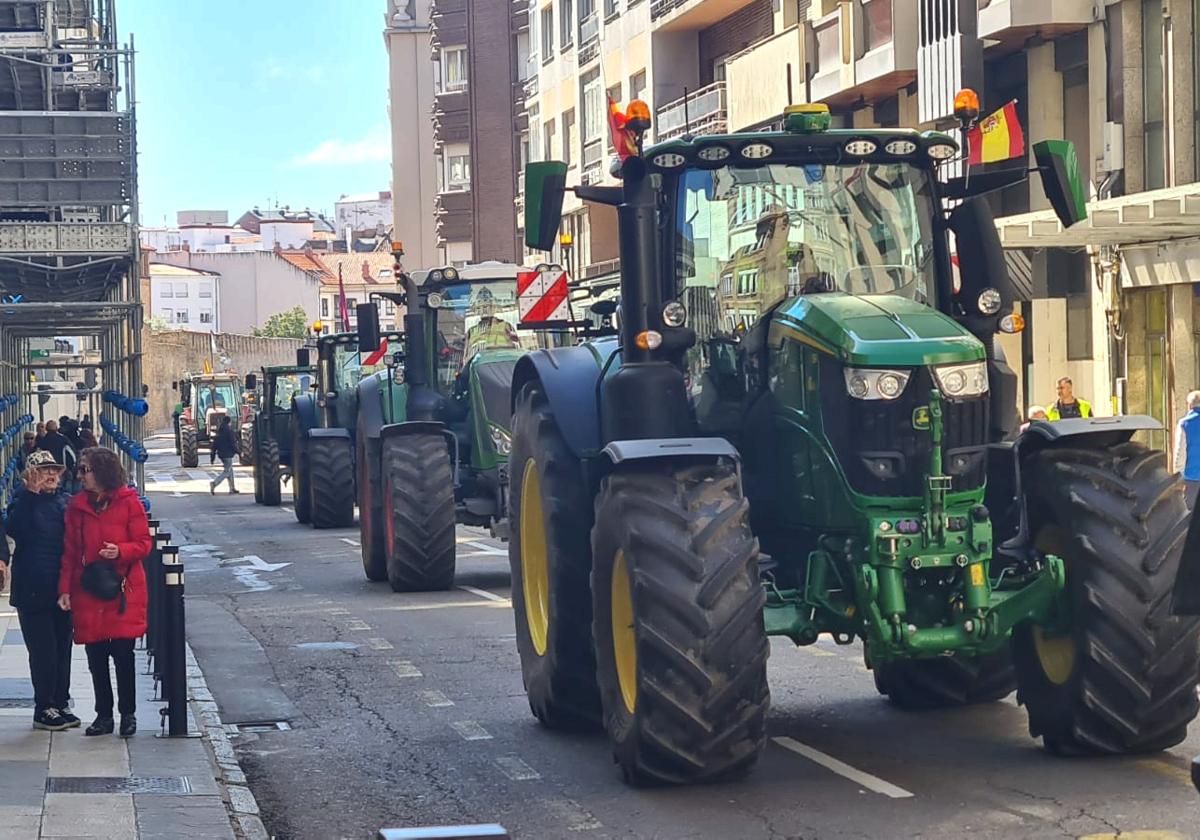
[333,345,364,392]
[197,383,236,416]
[271,373,309,411]
[429,280,536,391]
[674,162,937,330]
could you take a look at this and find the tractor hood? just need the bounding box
[471,349,524,432]
[776,294,984,367]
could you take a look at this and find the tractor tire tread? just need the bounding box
[308,437,355,529]
[383,433,456,591]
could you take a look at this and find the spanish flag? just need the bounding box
[966,100,1025,165]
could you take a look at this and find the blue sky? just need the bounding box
[122,1,391,226]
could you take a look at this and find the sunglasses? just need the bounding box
[76,465,92,475]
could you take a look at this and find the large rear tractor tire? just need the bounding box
[308,437,355,529]
[383,434,456,592]
[179,423,199,469]
[591,461,769,786]
[252,426,264,504]
[508,383,601,731]
[1012,442,1200,755]
[258,437,282,507]
[291,424,312,525]
[239,423,255,466]
[173,415,181,455]
[873,649,1016,709]
[357,413,387,582]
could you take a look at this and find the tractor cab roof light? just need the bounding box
[740,142,774,161]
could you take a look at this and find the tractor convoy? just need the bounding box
[186,92,1200,792]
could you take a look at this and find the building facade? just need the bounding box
[386,0,440,269]
[334,191,395,241]
[147,264,221,333]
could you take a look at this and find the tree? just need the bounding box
[253,306,310,338]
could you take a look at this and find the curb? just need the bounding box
[186,643,271,840]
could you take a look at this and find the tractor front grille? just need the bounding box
[819,358,988,498]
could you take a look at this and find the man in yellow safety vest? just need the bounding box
[1047,376,1092,420]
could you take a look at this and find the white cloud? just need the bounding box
[291,125,390,167]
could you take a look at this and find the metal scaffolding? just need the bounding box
[0,0,142,498]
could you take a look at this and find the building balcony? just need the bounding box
[435,189,472,244]
[512,0,530,32]
[650,0,759,32]
[976,0,1092,51]
[578,13,600,65]
[808,0,916,108]
[581,137,606,184]
[655,81,727,142]
[726,26,805,131]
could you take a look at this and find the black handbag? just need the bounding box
[81,561,127,614]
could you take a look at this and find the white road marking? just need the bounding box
[420,690,454,708]
[545,800,603,832]
[340,538,360,547]
[803,647,837,657]
[462,540,507,556]
[772,737,914,799]
[281,506,293,514]
[494,756,540,781]
[388,660,422,679]
[458,550,506,559]
[458,585,509,603]
[365,638,393,650]
[450,720,492,741]
[186,470,212,482]
[345,619,371,631]
[373,601,510,612]
[230,567,272,592]
[227,555,290,572]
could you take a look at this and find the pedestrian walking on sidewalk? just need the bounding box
[1174,390,1200,509]
[3,451,79,732]
[58,447,151,738]
[209,414,240,496]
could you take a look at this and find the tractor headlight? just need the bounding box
[932,361,988,397]
[662,301,687,327]
[843,368,911,401]
[976,287,1003,315]
[489,425,512,456]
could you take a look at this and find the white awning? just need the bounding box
[995,183,1200,249]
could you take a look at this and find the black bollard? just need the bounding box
[1192,754,1199,794]
[161,546,190,737]
[139,522,159,651]
[147,535,171,679]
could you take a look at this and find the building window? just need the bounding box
[175,310,190,324]
[160,308,173,323]
[175,282,189,298]
[581,70,603,141]
[442,46,468,92]
[543,118,556,162]
[562,109,576,166]
[448,152,471,189]
[737,268,758,296]
[1143,0,1165,189]
[541,6,554,58]
[815,19,840,73]
[629,70,646,103]
[198,282,212,298]
[560,0,574,48]
[321,298,330,318]
[862,0,893,52]
[604,0,618,18]
[606,82,621,105]
[721,273,733,296]
[199,310,213,324]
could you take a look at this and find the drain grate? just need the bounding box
[47,776,193,795]
[234,720,292,733]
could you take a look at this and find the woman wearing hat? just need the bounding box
[3,450,79,731]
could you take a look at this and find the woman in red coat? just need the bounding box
[58,447,150,737]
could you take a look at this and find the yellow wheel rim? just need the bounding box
[1033,626,1075,686]
[612,550,637,714]
[520,459,550,657]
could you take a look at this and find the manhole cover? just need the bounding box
[234,720,292,733]
[46,776,193,794]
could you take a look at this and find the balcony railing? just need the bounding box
[578,13,600,64]
[582,137,605,183]
[650,0,687,20]
[655,81,727,141]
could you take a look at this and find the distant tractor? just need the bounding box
[172,372,244,469]
[245,356,315,506]
[505,95,1200,786]
[290,325,403,529]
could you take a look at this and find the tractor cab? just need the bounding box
[173,371,244,468]
[245,356,316,508]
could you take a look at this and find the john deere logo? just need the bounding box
[912,407,931,430]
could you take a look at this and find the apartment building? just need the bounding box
[515,0,1200,452]
[429,0,522,266]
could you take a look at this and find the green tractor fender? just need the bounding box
[510,341,618,460]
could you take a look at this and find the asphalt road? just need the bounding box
[140,436,1200,840]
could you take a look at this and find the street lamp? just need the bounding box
[311,320,325,336]
[558,232,575,282]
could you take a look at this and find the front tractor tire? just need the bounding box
[1013,442,1200,755]
[382,433,456,592]
[257,437,282,507]
[591,461,770,786]
[308,437,355,529]
[873,649,1016,709]
[291,424,312,525]
[179,423,199,469]
[357,414,388,582]
[508,384,601,731]
[239,423,255,466]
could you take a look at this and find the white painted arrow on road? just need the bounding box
[231,554,291,572]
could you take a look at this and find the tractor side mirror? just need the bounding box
[244,373,258,392]
[591,300,618,316]
[296,348,311,368]
[357,303,381,353]
[1033,140,1088,228]
[948,198,1015,322]
[525,161,568,251]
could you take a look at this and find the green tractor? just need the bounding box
[244,354,315,507]
[506,99,1200,785]
[171,372,245,469]
[290,326,403,529]
[354,261,557,591]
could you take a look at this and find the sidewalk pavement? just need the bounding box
[0,605,246,840]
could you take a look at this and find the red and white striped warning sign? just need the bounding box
[518,269,570,325]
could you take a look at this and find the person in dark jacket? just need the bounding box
[39,420,72,466]
[5,450,79,731]
[208,415,240,496]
